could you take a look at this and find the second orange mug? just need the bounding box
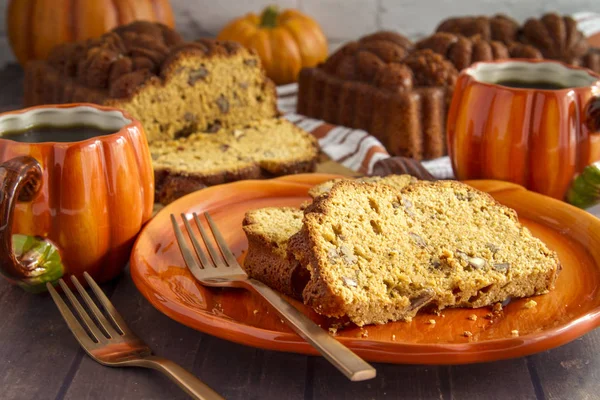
[0,104,154,292]
[447,59,600,202]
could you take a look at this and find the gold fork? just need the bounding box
[47,273,224,400]
[171,212,377,382]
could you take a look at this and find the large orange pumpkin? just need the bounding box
[7,0,175,65]
[217,5,328,85]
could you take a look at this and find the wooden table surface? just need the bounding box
[1,63,600,400]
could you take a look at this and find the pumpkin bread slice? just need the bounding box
[242,207,309,299]
[242,175,418,299]
[152,117,319,204]
[289,180,560,326]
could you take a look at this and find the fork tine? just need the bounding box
[181,213,211,268]
[83,272,129,335]
[204,212,238,266]
[71,275,120,338]
[47,283,97,349]
[171,214,204,270]
[193,213,223,267]
[57,279,105,343]
[171,214,207,282]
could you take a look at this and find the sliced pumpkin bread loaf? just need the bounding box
[288,180,560,326]
[152,117,319,204]
[242,175,418,299]
[24,21,278,143]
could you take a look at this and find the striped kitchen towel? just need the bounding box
[278,12,600,179]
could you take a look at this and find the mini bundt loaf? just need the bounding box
[297,29,458,160]
[519,13,589,63]
[24,21,278,142]
[437,13,590,65]
[416,33,511,71]
[288,180,560,326]
[152,117,319,204]
[579,49,600,74]
[322,31,412,84]
[436,14,520,44]
[243,175,418,300]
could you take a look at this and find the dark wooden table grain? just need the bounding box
[1,63,599,400]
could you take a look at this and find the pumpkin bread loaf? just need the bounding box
[243,175,418,300]
[297,30,458,160]
[152,117,319,204]
[24,21,278,143]
[287,180,560,326]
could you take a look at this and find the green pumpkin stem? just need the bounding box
[567,161,600,209]
[11,234,65,293]
[260,5,280,28]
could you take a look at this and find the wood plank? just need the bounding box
[528,330,600,400]
[191,333,306,400]
[63,270,202,400]
[449,359,537,400]
[308,356,448,399]
[62,270,307,399]
[0,279,86,400]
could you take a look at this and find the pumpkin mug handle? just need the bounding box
[562,96,600,209]
[0,156,64,292]
[585,94,600,132]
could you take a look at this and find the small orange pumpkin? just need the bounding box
[218,5,328,85]
[7,0,175,65]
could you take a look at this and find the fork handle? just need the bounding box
[135,356,224,400]
[245,278,377,381]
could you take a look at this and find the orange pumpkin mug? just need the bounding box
[447,59,600,205]
[0,104,154,292]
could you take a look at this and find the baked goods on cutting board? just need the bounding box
[297,12,600,160]
[23,21,319,204]
[242,176,560,327]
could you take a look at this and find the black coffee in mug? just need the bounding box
[0,124,116,143]
[495,79,569,90]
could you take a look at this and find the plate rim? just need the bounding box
[130,174,600,365]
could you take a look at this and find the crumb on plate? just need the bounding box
[524,300,537,309]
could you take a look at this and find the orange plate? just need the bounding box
[130,174,600,365]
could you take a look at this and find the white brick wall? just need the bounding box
[0,0,597,65]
